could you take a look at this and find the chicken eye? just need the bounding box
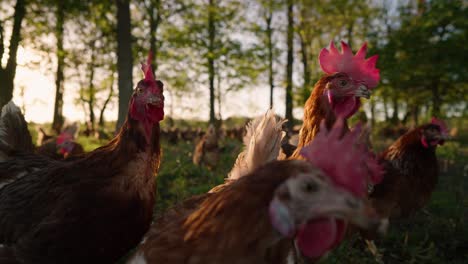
[339,80,347,87]
[303,181,318,193]
[135,87,144,95]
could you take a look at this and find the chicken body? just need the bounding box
[0,59,164,264]
[129,160,383,264]
[130,161,296,264]
[0,117,161,264]
[369,124,444,219]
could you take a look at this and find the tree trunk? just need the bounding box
[391,94,399,123]
[347,21,354,47]
[52,0,65,134]
[370,97,375,127]
[99,73,115,130]
[382,95,389,121]
[115,0,134,131]
[216,66,222,120]
[87,40,97,133]
[0,0,26,109]
[298,29,310,97]
[208,0,216,124]
[431,80,441,117]
[149,0,161,72]
[166,88,175,127]
[412,104,419,126]
[285,0,294,131]
[265,3,274,108]
[402,108,410,125]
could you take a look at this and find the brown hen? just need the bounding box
[369,118,450,220]
[0,55,164,264]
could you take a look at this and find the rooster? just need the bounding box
[0,54,164,264]
[291,41,380,159]
[368,117,451,220]
[127,118,387,264]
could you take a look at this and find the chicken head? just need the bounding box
[319,41,380,119]
[56,132,74,157]
[271,118,386,260]
[269,165,385,238]
[129,53,164,141]
[421,117,450,148]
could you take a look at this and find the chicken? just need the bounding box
[368,117,450,220]
[0,54,164,264]
[30,122,84,160]
[192,124,220,169]
[226,126,244,142]
[127,118,386,264]
[291,41,380,158]
[36,131,85,159]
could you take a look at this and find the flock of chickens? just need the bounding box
[0,41,451,264]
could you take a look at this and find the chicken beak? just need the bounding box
[269,197,296,237]
[146,94,163,107]
[355,85,371,99]
[270,180,388,238]
[440,134,452,141]
[306,185,388,235]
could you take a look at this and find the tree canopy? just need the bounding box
[0,0,466,127]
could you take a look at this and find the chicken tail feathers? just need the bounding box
[228,109,286,180]
[0,101,34,161]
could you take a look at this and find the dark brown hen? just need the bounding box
[0,55,164,264]
[369,118,450,219]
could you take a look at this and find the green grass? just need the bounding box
[155,137,240,214]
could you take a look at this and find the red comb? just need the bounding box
[300,119,383,197]
[431,117,449,135]
[56,132,73,145]
[319,41,380,89]
[141,52,155,82]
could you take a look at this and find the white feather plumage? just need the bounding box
[228,109,286,180]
